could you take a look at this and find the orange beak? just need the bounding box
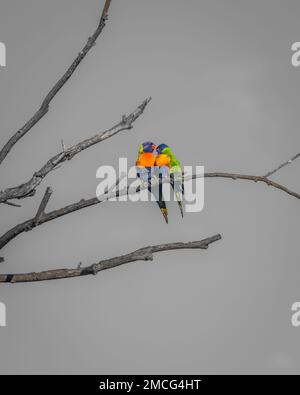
[152,144,157,151]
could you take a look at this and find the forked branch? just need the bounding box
[0,98,151,203]
[0,0,112,166]
[0,0,299,290]
[0,168,299,257]
[34,187,53,225]
[264,151,300,178]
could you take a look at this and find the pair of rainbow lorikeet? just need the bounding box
[136,141,184,223]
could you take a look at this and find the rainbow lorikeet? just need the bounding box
[156,143,184,217]
[136,141,168,224]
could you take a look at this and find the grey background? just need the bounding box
[0,0,299,374]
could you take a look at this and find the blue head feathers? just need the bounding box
[142,141,156,153]
[156,144,169,154]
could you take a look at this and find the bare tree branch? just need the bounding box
[203,172,300,200]
[0,234,222,284]
[0,0,297,290]
[0,0,112,167]
[101,0,112,19]
[34,187,53,225]
[0,170,298,255]
[2,201,21,208]
[0,98,151,203]
[264,152,300,178]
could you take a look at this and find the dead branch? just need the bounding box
[264,152,300,178]
[0,234,221,284]
[34,187,53,225]
[203,172,300,200]
[0,168,298,257]
[0,98,151,203]
[2,201,21,208]
[0,0,112,167]
[0,0,298,292]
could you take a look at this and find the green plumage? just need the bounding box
[160,147,182,173]
[160,147,184,217]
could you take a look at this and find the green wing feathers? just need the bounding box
[162,147,182,173]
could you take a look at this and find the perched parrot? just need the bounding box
[156,143,184,217]
[136,141,168,224]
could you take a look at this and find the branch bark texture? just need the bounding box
[0,0,112,166]
[0,98,151,203]
[0,234,221,284]
[0,170,299,255]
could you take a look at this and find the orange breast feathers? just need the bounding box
[136,152,156,167]
[155,154,171,167]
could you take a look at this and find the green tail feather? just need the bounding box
[175,192,184,218]
[148,184,169,224]
[159,207,169,224]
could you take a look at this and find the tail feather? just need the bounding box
[175,192,184,218]
[171,174,184,218]
[149,185,169,224]
[159,207,169,224]
[138,167,169,224]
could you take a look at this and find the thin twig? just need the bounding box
[0,98,151,203]
[202,172,300,200]
[264,152,300,178]
[0,171,298,254]
[104,173,126,195]
[0,0,112,167]
[101,0,112,19]
[0,235,222,283]
[2,201,21,208]
[34,187,53,225]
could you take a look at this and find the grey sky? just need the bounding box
[0,0,299,374]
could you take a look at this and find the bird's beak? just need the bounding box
[152,144,157,150]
